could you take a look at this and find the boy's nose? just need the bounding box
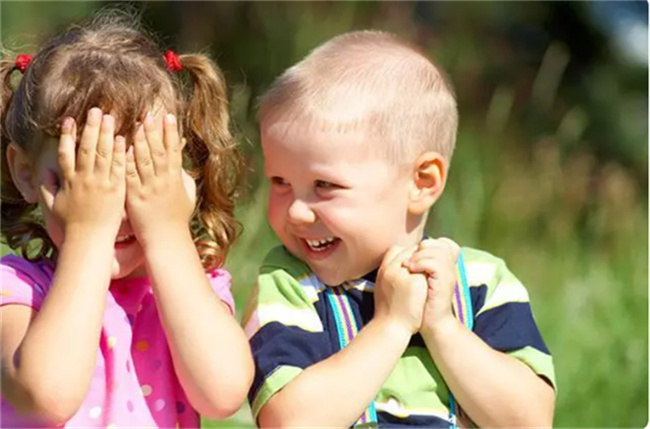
[287,199,316,225]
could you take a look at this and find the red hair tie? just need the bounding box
[163,50,182,73]
[14,54,33,74]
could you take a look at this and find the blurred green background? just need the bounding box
[1,1,647,428]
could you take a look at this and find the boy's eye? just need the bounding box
[270,177,289,187]
[315,180,338,189]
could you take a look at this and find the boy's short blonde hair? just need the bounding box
[258,30,458,163]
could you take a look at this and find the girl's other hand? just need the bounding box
[47,108,126,237]
[125,112,195,247]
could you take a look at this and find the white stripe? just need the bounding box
[244,304,323,338]
[478,280,530,315]
[464,261,498,287]
[374,398,449,421]
[297,275,327,302]
[346,279,375,292]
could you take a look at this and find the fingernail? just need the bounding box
[88,108,102,124]
[144,112,154,125]
[165,114,176,124]
[102,114,114,127]
[61,117,74,132]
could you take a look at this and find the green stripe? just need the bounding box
[507,346,557,391]
[375,346,449,415]
[251,365,303,418]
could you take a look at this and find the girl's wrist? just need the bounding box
[139,223,193,253]
[63,224,118,244]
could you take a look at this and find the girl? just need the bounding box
[0,10,253,428]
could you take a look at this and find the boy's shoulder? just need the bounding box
[460,246,520,288]
[260,245,313,279]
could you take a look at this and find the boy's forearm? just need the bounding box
[143,228,253,419]
[258,318,411,428]
[6,229,114,422]
[421,319,555,428]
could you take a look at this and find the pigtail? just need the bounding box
[178,53,243,270]
[0,55,52,260]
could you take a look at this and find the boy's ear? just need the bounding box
[408,151,447,216]
[6,143,39,204]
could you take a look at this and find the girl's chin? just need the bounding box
[110,258,147,280]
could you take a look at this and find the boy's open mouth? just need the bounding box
[304,237,340,252]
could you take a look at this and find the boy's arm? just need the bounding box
[408,242,556,428]
[259,317,411,428]
[250,245,426,428]
[421,318,555,428]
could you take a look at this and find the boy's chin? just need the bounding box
[310,266,349,287]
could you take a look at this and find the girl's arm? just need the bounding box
[125,112,253,419]
[1,110,126,424]
[257,246,426,428]
[1,230,116,424]
[143,229,254,419]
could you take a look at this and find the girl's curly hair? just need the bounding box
[1,8,242,270]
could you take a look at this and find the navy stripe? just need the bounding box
[249,322,334,403]
[469,284,488,320]
[474,301,550,354]
[377,411,449,428]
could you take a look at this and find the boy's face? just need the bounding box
[262,119,417,286]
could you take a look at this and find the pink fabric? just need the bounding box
[0,255,235,428]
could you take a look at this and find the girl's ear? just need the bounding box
[407,151,447,216]
[6,143,39,203]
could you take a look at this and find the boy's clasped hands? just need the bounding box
[52,107,194,248]
[374,237,461,339]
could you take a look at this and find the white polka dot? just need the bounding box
[107,424,118,428]
[154,398,166,411]
[89,406,102,419]
[107,337,117,349]
[141,384,152,396]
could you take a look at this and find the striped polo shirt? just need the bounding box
[244,246,555,427]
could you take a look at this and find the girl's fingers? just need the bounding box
[143,112,167,173]
[77,108,102,173]
[111,136,126,182]
[133,123,154,182]
[95,114,115,178]
[57,117,77,180]
[125,145,141,189]
[164,114,183,170]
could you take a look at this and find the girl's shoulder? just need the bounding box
[1,255,55,305]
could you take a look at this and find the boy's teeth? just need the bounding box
[306,237,336,251]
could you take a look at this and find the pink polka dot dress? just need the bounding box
[0,255,236,428]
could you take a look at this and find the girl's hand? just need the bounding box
[373,245,429,336]
[48,108,126,237]
[402,238,460,337]
[125,113,195,247]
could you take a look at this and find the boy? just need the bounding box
[243,31,556,428]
